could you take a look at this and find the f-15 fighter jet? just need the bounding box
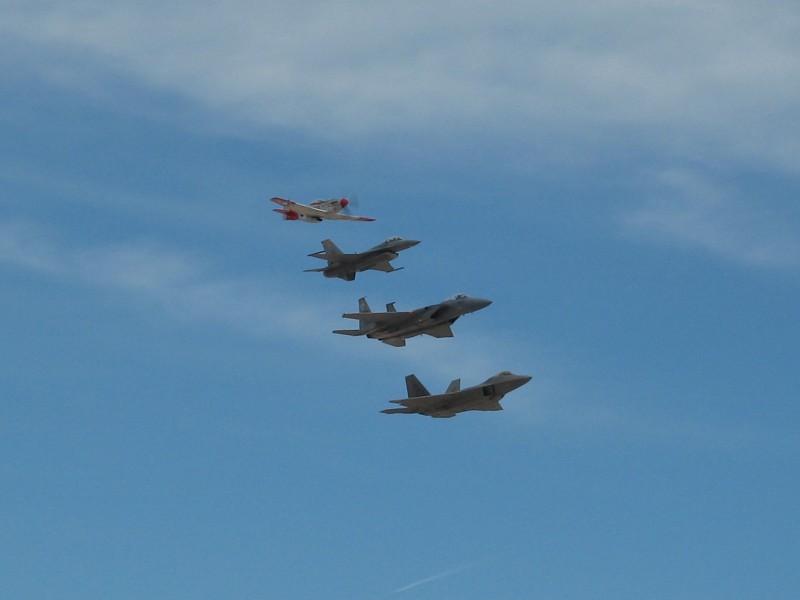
[333,294,491,347]
[382,371,532,418]
[304,236,420,281]
[270,197,375,222]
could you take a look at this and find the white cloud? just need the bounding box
[0,218,331,342]
[3,1,799,170]
[0,219,528,377]
[620,169,800,269]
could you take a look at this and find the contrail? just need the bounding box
[392,557,494,594]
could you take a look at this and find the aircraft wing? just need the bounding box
[388,395,456,417]
[270,197,320,218]
[370,261,397,273]
[425,323,454,338]
[322,212,376,222]
[271,197,375,221]
[341,311,411,325]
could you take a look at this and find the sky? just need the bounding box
[1,1,799,598]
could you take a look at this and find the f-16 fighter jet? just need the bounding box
[270,197,375,222]
[304,236,420,281]
[333,294,491,347]
[382,371,532,418]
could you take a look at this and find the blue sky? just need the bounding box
[2,2,799,598]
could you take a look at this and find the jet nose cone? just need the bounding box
[510,374,533,390]
[405,239,421,247]
[473,298,492,310]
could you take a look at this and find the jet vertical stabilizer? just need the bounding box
[445,379,461,393]
[333,297,376,336]
[320,239,343,260]
[405,374,431,397]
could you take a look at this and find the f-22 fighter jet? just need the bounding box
[333,294,491,347]
[305,236,420,281]
[382,371,532,418]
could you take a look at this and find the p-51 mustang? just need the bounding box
[382,371,532,418]
[333,294,491,347]
[270,197,375,222]
[305,237,420,281]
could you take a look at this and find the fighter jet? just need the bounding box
[382,371,532,418]
[270,197,375,222]
[304,236,420,281]
[333,294,491,347]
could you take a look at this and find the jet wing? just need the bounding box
[388,395,456,417]
[390,395,447,410]
[370,261,397,273]
[341,311,412,325]
[425,323,454,338]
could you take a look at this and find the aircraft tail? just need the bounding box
[320,239,343,260]
[308,239,343,261]
[381,407,415,415]
[333,297,375,336]
[445,379,461,393]
[332,328,364,336]
[405,374,431,398]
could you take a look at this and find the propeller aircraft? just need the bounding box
[270,197,375,222]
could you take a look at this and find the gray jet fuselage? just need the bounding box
[333,294,492,347]
[382,371,532,418]
[306,237,419,281]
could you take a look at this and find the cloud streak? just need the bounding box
[0,218,331,343]
[620,169,800,269]
[3,1,799,170]
[0,219,528,377]
[392,557,495,594]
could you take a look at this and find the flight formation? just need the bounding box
[272,196,532,418]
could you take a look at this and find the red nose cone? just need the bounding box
[340,198,349,208]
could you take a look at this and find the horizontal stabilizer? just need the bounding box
[332,329,364,336]
[381,407,414,415]
[303,267,326,272]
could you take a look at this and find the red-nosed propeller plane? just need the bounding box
[270,197,375,222]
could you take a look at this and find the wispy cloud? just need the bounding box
[392,557,496,594]
[620,169,800,269]
[2,1,799,170]
[0,219,526,376]
[0,218,331,342]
